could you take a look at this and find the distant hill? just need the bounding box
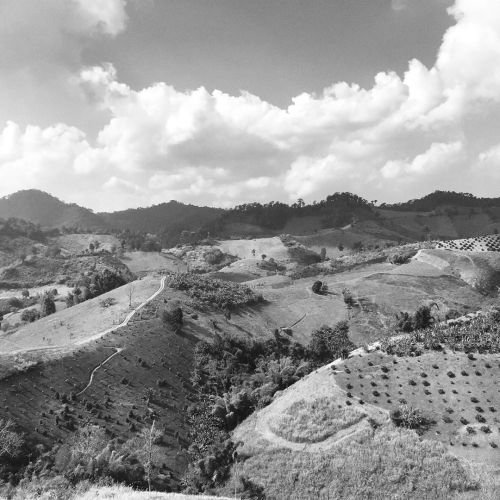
[100,200,223,233]
[0,190,104,230]
[0,192,224,244]
[2,189,500,246]
[381,190,500,212]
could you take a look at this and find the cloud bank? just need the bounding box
[0,0,499,211]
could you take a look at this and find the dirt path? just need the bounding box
[75,276,166,346]
[76,347,124,396]
[3,276,166,357]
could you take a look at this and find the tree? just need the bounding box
[308,321,355,365]
[413,304,436,330]
[320,247,326,261]
[138,421,162,491]
[261,254,267,260]
[338,243,344,252]
[40,293,56,317]
[128,285,134,309]
[21,289,30,298]
[0,419,23,458]
[162,306,183,331]
[88,242,95,253]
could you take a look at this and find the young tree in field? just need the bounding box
[128,284,134,309]
[138,421,162,491]
[0,419,23,458]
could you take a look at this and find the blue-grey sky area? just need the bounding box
[1,0,499,211]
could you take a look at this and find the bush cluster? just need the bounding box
[168,273,263,310]
[383,309,500,356]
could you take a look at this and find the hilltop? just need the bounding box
[0,191,105,231]
[2,190,500,247]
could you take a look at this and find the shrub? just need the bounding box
[342,288,355,308]
[390,404,428,431]
[204,248,224,265]
[0,418,23,458]
[387,251,414,265]
[21,308,40,323]
[162,307,183,331]
[311,281,323,294]
[311,281,328,295]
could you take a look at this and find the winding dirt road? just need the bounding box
[76,347,124,396]
[3,276,166,357]
[75,275,166,347]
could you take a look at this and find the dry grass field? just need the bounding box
[123,251,186,274]
[51,234,121,255]
[0,275,162,356]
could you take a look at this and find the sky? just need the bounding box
[0,0,499,211]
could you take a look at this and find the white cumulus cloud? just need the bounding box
[1,0,500,210]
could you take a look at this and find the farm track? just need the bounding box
[4,276,166,357]
[76,347,124,396]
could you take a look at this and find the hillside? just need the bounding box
[2,190,500,248]
[0,191,105,231]
[100,201,223,237]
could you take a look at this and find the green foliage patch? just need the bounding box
[168,273,263,310]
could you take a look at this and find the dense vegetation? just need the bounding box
[65,269,128,307]
[210,191,373,231]
[382,190,500,213]
[168,273,263,310]
[183,321,357,494]
[382,309,500,357]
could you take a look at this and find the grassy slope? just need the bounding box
[0,299,199,486]
[246,258,489,345]
[76,486,230,499]
[231,355,487,499]
[0,283,277,486]
[52,234,121,255]
[122,252,186,274]
[0,275,162,356]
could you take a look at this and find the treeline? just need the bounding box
[0,218,55,242]
[381,190,500,212]
[65,269,128,307]
[207,192,373,232]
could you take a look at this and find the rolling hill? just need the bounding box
[0,190,105,230]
